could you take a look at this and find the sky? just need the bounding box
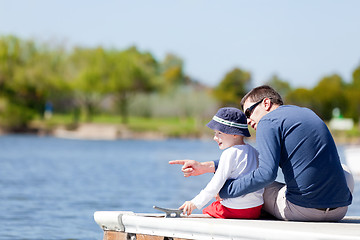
[1,0,359,88]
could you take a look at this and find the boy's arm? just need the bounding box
[191,150,236,209]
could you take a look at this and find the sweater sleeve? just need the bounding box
[191,148,241,209]
[218,120,281,198]
[213,159,219,170]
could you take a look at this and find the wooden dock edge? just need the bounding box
[103,231,187,240]
[94,211,360,240]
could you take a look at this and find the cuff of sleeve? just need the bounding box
[213,160,219,171]
[191,197,203,209]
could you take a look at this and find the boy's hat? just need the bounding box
[206,107,250,137]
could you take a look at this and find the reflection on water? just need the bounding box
[0,135,358,240]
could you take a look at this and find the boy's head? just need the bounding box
[206,107,250,137]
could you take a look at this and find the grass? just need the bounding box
[27,114,360,141]
[329,126,360,144]
[33,113,212,138]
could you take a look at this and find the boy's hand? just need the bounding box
[179,201,197,216]
[215,194,223,202]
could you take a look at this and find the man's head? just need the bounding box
[240,85,283,130]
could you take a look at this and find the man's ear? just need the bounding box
[263,98,272,111]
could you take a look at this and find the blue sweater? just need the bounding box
[217,105,352,208]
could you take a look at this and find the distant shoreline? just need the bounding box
[0,123,211,141]
[1,123,360,145]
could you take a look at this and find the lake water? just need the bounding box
[0,135,359,240]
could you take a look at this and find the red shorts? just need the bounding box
[203,200,263,219]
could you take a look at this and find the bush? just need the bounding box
[0,102,36,131]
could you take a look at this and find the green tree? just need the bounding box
[105,47,158,123]
[69,47,108,122]
[0,36,20,91]
[213,67,251,107]
[0,36,67,129]
[285,87,314,109]
[265,74,292,98]
[311,74,346,120]
[344,65,360,121]
[352,65,360,88]
[159,53,186,92]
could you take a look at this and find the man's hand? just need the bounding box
[179,201,197,216]
[169,160,215,177]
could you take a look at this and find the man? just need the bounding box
[170,85,353,221]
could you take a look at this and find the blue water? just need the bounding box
[0,135,359,240]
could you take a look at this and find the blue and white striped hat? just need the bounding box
[206,107,250,137]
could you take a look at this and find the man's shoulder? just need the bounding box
[262,105,313,122]
[271,105,303,114]
[258,105,302,131]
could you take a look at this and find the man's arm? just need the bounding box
[219,121,281,198]
[219,165,276,198]
[213,159,219,170]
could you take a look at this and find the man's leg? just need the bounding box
[262,181,285,220]
[263,181,348,221]
[342,163,354,193]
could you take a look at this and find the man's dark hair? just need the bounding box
[240,85,284,110]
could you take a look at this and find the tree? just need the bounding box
[344,65,360,121]
[68,47,108,122]
[213,67,251,107]
[159,53,186,92]
[311,74,346,120]
[285,87,314,109]
[104,47,158,123]
[265,74,292,98]
[0,36,67,129]
[352,65,360,88]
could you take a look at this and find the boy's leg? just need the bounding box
[203,201,262,219]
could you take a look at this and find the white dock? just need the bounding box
[94,211,360,240]
[94,145,360,239]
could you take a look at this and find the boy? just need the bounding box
[172,107,264,218]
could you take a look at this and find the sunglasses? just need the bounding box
[245,98,264,118]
